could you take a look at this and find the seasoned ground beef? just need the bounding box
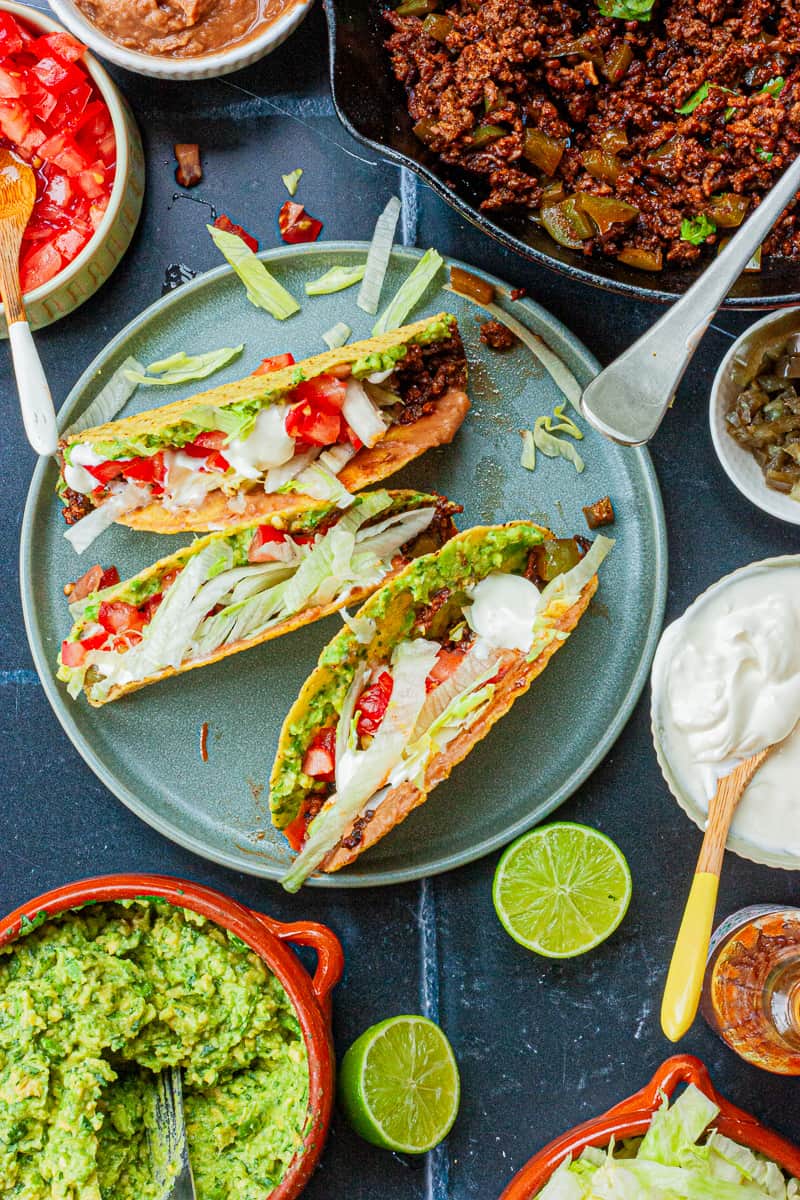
[385,0,800,269]
[394,330,469,423]
[61,486,92,526]
[480,318,517,349]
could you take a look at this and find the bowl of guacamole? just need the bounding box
[0,875,342,1199]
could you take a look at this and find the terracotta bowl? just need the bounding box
[500,1055,800,1200]
[0,1,144,336]
[0,873,344,1200]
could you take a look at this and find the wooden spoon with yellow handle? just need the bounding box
[661,747,771,1042]
[0,149,57,455]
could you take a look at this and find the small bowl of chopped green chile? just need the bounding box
[0,873,343,1199]
[711,307,800,525]
[499,1055,800,1200]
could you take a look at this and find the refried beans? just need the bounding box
[76,0,295,57]
[384,0,800,270]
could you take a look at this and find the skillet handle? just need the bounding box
[251,913,344,1017]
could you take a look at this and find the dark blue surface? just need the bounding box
[2,7,799,1198]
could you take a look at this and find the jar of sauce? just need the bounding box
[701,905,800,1075]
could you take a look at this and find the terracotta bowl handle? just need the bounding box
[604,1055,718,1120]
[250,913,344,1016]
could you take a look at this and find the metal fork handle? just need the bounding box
[580,153,800,446]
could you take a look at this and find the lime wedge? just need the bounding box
[338,1015,460,1154]
[493,822,632,958]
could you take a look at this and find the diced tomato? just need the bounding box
[253,352,295,376]
[16,124,45,158]
[343,423,363,452]
[31,55,85,95]
[85,458,130,486]
[0,96,30,141]
[0,14,24,56]
[98,601,147,636]
[213,212,258,253]
[283,810,309,853]
[99,566,120,590]
[425,646,466,693]
[61,638,86,667]
[278,200,323,245]
[69,562,119,601]
[291,374,347,412]
[248,525,289,563]
[20,240,61,292]
[80,628,109,652]
[37,129,89,174]
[76,164,106,199]
[122,452,165,487]
[285,401,341,447]
[182,430,227,457]
[0,63,23,98]
[88,198,108,230]
[205,451,229,472]
[355,671,394,738]
[141,569,179,622]
[42,167,73,206]
[29,32,86,63]
[49,81,92,130]
[54,227,86,258]
[302,727,336,783]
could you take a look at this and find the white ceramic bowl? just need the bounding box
[650,555,800,871]
[709,305,800,526]
[47,0,315,79]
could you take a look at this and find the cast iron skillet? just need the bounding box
[325,0,800,308]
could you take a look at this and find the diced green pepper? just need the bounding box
[540,197,594,248]
[577,192,639,234]
[617,246,663,271]
[603,42,633,82]
[706,192,750,228]
[422,13,452,40]
[523,128,565,175]
[396,0,439,15]
[470,123,506,149]
[581,147,623,184]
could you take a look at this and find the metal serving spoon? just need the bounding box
[0,148,57,456]
[149,1066,197,1200]
[581,152,800,446]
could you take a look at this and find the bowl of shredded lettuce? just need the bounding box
[500,1055,800,1200]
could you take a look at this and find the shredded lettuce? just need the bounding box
[358,196,401,315]
[63,484,149,555]
[533,418,585,473]
[533,1086,799,1200]
[305,266,365,295]
[124,345,244,387]
[322,322,352,350]
[372,248,444,336]
[520,429,536,471]
[281,168,303,195]
[64,357,142,436]
[207,224,300,320]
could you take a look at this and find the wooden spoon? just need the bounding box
[661,747,771,1043]
[0,148,57,455]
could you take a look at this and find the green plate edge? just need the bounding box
[20,241,668,888]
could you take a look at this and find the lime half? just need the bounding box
[338,1015,460,1154]
[493,822,632,958]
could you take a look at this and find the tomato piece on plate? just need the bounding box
[61,639,86,667]
[356,671,394,738]
[425,646,466,693]
[213,213,258,253]
[278,200,323,245]
[302,726,337,783]
[29,32,86,62]
[0,14,24,56]
[98,601,147,636]
[248,525,289,563]
[253,352,295,376]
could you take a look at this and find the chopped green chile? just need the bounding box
[578,192,639,234]
[471,123,507,148]
[580,148,623,184]
[549,34,604,68]
[617,246,663,271]
[530,538,584,582]
[422,12,452,40]
[396,0,439,14]
[413,117,437,143]
[541,180,567,206]
[539,197,594,248]
[603,42,633,81]
[646,135,682,167]
[523,128,565,174]
[599,127,629,154]
[706,192,750,228]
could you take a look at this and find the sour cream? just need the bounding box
[466,572,541,653]
[652,560,800,857]
[63,443,107,495]
[224,405,295,478]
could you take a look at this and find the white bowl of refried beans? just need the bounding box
[47,0,314,78]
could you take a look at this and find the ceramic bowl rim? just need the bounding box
[0,0,135,314]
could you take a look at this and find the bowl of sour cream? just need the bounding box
[651,557,800,870]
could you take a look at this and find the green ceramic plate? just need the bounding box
[21,243,667,887]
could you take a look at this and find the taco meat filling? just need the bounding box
[284,533,590,856]
[59,326,468,526]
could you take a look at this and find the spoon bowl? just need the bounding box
[0,149,35,222]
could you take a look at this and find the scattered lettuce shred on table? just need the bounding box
[124,345,244,386]
[207,224,300,319]
[282,168,303,196]
[535,1084,800,1200]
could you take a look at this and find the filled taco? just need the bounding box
[270,523,614,891]
[58,490,460,706]
[58,314,469,549]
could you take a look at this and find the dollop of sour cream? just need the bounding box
[224,405,295,478]
[466,572,540,653]
[652,562,800,856]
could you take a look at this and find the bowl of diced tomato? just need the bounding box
[0,2,143,334]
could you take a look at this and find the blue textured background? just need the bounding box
[2,6,799,1197]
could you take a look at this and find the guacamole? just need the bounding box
[0,902,308,1199]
